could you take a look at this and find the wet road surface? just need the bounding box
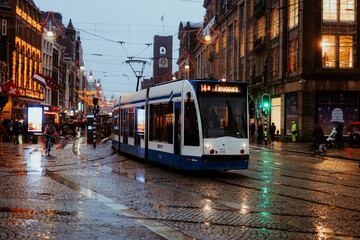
[0,138,359,239]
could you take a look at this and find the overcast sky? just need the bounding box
[34,0,205,99]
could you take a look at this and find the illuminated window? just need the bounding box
[240,33,244,57]
[273,48,279,75]
[258,16,265,38]
[287,38,298,72]
[323,0,355,21]
[322,35,336,67]
[340,0,355,21]
[288,0,298,29]
[215,38,219,54]
[270,5,279,39]
[339,36,353,68]
[222,31,226,49]
[248,24,253,51]
[323,0,337,20]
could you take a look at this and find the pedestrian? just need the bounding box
[269,122,276,144]
[12,121,19,144]
[291,121,297,142]
[250,123,255,140]
[257,123,263,144]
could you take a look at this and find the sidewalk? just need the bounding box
[252,140,360,161]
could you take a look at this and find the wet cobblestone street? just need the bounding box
[0,138,359,239]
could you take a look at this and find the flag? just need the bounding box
[46,76,57,91]
[4,81,20,97]
[161,15,164,21]
[32,72,46,88]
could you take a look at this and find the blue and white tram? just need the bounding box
[111,80,249,170]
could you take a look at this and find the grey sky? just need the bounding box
[34,0,205,99]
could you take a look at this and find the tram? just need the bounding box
[111,80,249,171]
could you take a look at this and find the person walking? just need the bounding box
[291,121,297,142]
[12,121,19,144]
[250,123,255,140]
[269,122,276,145]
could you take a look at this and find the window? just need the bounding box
[340,0,355,21]
[184,99,199,146]
[257,16,265,38]
[270,5,279,39]
[323,0,337,20]
[287,38,298,72]
[149,103,173,143]
[339,36,353,68]
[248,24,253,51]
[322,35,336,67]
[2,19,7,36]
[323,0,355,21]
[273,48,279,75]
[240,33,244,57]
[288,0,298,29]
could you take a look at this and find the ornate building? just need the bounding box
[181,0,360,140]
[4,0,43,121]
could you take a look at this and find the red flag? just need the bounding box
[4,81,20,97]
[161,15,164,21]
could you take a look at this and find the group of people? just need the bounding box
[0,120,27,144]
[250,122,277,145]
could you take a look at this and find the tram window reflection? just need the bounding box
[184,99,200,146]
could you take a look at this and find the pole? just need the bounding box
[264,114,267,146]
[93,110,97,149]
[136,76,140,92]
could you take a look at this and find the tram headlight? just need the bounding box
[205,143,212,149]
[242,143,247,149]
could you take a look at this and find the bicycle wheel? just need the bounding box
[308,145,315,155]
[47,140,51,156]
[320,145,327,157]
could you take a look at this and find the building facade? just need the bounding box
[4,0,43,121]
[181,0,360,140]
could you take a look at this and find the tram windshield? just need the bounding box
[198,95,247,138]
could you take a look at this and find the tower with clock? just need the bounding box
[153,35,173,86]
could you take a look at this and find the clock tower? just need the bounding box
[153,35,172,86]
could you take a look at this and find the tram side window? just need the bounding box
[149,103,173,143]
[128,108,134,137]
[184,99,200,146]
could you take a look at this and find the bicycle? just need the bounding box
[44,134,54,156]
[308,142,327,157]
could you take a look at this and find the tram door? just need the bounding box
[173,102,181,167]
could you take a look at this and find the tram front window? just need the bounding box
[199,96,247,138]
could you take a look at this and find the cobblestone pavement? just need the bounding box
[0,137,360,239]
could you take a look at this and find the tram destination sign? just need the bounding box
[198,82,246,95]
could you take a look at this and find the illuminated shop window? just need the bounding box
[288,0,298,29]
[322,35,336,67]
[339,36,353,68]
[340,0,355,21]
[270,4,279,39]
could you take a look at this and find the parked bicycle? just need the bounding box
[308,142,327,156]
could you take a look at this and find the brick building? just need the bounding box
[181,0,360,140]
